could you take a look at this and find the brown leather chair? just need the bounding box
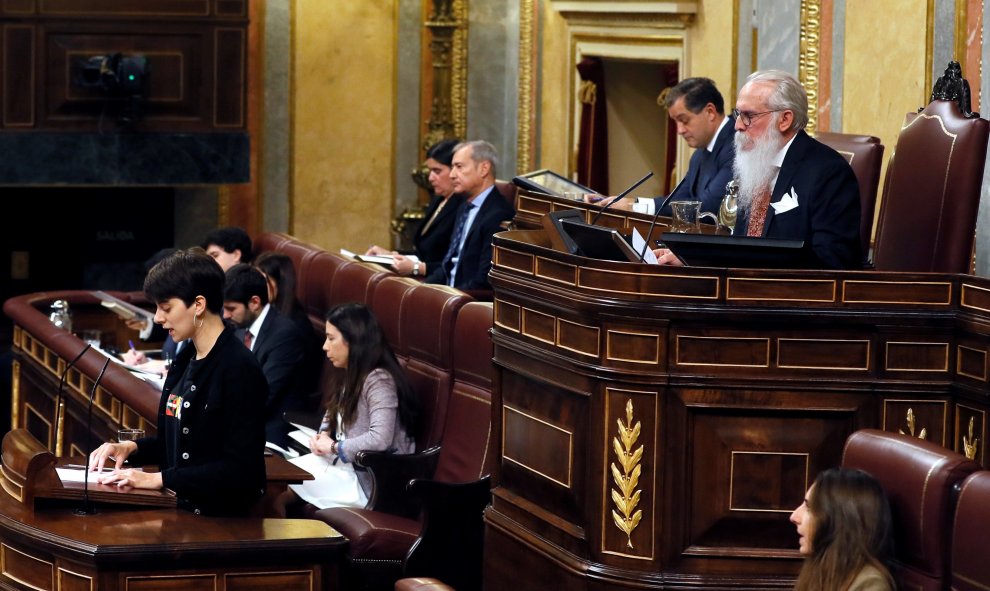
[369,276,422,366]
[315,301,494,591]
[301,251,353,328]
[328,260,391,310]
[950,470,990,591]
[841,429,981,591]
[253,231,294,256]
[873,100,990,273]
[814,132,884,263]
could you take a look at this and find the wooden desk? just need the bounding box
[485,228,989,590]
[0,488,345,591]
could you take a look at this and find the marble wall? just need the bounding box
[290,2,397,253]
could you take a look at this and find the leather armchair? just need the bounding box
[315,302,494,591]
[873,100,989,273]
[841,429,980,591]
[814,132,884,264]
[950,470,990,591]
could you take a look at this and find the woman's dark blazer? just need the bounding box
[129,326,268,516]
[415,193,464,271]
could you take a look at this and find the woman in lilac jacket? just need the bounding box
[286,303,419,510]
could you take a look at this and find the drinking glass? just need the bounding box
[118,428,145,443]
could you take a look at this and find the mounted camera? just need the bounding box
[77,53,148,95]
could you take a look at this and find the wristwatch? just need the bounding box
[413,262,421,276]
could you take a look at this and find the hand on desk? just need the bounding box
[653,248,684,266]
[391,254,417,276]
[96,467,163,490]
[583,195,635,210]
[90,440,136,472]
[122,348,148,366]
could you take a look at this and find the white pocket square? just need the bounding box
[771,187,800,214]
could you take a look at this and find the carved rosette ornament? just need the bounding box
[610,399,644,549]
[798,0,821,134]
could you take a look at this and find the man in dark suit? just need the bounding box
[729,69,861,269]
[222,264,319,448]
[423,140,515,290]
[589,77,736,217]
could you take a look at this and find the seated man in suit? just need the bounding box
[656,69,861,270]
[423,140,515,290]
[223,264,320,448]
[588,77,736,216]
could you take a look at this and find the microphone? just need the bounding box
[54,343,92,457]
[638,190,683,262]
[589,171,654,226]
[77,357,111,516]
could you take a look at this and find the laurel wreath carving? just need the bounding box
[899,407,928,440]
[962,416,979,460]
[610,399,644,549]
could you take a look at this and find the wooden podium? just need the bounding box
[484,227,989,590]
[0,428,176,509]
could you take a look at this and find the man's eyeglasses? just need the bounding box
[732,108,783,128]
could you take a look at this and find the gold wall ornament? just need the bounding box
[798,0,822,134]
[424,0,468,150]
[578,80,597,105]
[610,399,644,549]
[516,0,536,173]
[962,416,979,460]
[898,407,928,440]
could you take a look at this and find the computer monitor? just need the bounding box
[660,232,814,269]
[513,169,595,198]
[559,219,643,263]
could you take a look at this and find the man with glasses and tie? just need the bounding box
[730,69,860,269]
[655,69,861,269]
[424,140,515,290]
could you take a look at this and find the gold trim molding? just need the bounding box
[799,0,821,134]
[517,0,535,172]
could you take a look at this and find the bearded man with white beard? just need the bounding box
[729,70,861,269]
[654,70,861,268]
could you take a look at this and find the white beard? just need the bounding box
[732,124,785,211]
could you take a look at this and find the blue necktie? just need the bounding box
[442,201,476,278]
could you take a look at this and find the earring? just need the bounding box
[193,313,204,328]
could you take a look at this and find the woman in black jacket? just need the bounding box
[90,248,268,516]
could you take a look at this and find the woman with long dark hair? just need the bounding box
[286,302,419,509]
[790,467,896,591]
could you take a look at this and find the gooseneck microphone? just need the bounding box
[638,190,683,262]
[55,343,92,457]
[589,171,655,226]
[77,357,111,516]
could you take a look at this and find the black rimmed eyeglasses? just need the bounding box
[731,108,783,128]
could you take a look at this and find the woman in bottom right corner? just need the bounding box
[790,467,896,591]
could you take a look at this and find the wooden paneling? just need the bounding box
[486,228,990,590]
[1,4,247,131]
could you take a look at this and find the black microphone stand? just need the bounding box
[55,344,92,457]
[77,357,111,516]
[589,171,654,226]
[638,191,681,262]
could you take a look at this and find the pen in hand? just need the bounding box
[128,340,136,351]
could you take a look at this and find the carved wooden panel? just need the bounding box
[678,389,868,555]
[881,398,949,447]
[955,404,985,465]
[1,3,247,131]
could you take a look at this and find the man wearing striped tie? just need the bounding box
[424,140,515,290]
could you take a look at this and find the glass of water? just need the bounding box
[118,428,145,443]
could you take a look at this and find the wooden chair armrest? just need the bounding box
[403,475,492,590]
[355,446,441,518]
